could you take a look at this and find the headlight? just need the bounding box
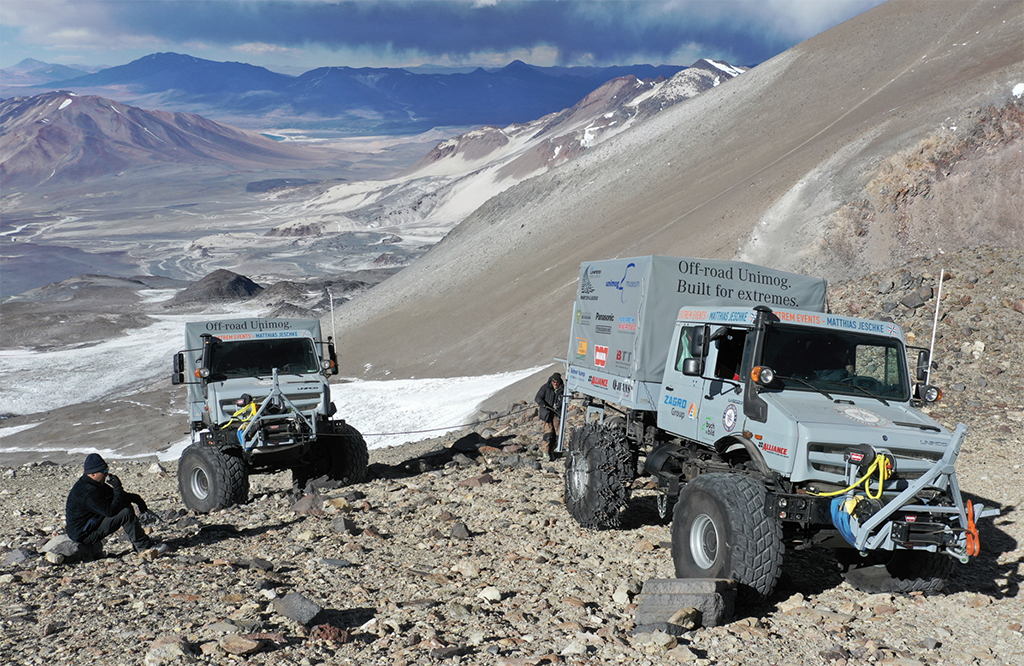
[751,366,774,385]
[921,385,942,403]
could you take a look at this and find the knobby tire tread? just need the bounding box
[673,473,782,602]
[564,421,632,530]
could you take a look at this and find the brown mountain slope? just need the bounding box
[328,0,1023,380]
[0,92,325,189]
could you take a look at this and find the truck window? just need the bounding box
[714,330,746,380]
[674,326,696,371]
[762,325,909,400]
[210,339,319,378]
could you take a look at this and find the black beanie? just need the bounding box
[84,453,108,474]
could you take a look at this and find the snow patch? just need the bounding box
[58,98,73,111]
[1013,83,1024,99]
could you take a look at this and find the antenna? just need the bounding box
[328,288,337,340]
[925,268,944,386]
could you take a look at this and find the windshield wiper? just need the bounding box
[776,375,834,401]
[831,382,890,407]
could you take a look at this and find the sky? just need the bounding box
[0,0,887,74]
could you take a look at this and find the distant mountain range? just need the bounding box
[0,91,324,189]
[1,52,691,133]
[271,59,746,239]
[0,58,96,87]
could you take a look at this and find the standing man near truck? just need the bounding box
[535,373,564,461]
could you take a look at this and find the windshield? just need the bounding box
[760,324,909,401]
[209,338,320,378]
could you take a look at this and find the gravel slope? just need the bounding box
[2,245,1021,666]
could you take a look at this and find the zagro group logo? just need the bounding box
[605,262,641,304]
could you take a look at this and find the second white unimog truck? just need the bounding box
[171,318,368,512]
[561,256,994,601]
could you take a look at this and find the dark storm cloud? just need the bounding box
[104,1,798,65]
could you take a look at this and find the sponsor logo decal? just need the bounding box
[575,337,588,359]
[722,404,738,432]
[836,406,889,427]
[688,404,698,420]
[611,378,633,396]
[594,345,608,367]
[605,262,641,303]
[580,266,596,295]
[590,376,608,388]
[703,418,715,437]
[618,315,638,332]
[614,350,633,367]
[595,325,612,335]
[664,395,688,408]
[595,312,614,321]
[761,442,789,456]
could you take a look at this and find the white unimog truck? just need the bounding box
[171,318,368,512]
[562,256,993,600]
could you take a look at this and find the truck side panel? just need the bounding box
[568,257,828,388]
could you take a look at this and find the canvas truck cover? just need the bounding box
[566,257,827,408]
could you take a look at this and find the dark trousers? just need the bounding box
[81,507,150,551]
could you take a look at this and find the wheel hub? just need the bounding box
[567,451,589,502]
[189,467,210,501]
[690,513,719,569]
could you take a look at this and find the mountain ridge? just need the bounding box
[0,91,329,188]
[3,52,691,133]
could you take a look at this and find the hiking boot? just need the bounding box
[138,543,169,560]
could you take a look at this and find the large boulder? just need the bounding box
[165,269,263,307]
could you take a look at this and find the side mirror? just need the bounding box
[682,357,704,376]
[916,350,930,382]
[171,352,186,385]
[690,325,708,357]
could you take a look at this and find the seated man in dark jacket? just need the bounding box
[65,453,167,558]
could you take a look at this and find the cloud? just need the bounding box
[1,0,887,68]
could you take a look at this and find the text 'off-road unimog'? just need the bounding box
[171,318,367,512]
[561,256,995,600]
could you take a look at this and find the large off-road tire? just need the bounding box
[841,549,954,594]
[293,421,369,490]
[672,473,783,603]
[564,421,632,529]
[178,443,249,513]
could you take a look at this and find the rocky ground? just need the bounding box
[1,245,1022,666]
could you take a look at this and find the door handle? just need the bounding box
[665,386,674,391]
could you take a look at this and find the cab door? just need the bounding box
[657,323,704,439]
[696,329,747,444]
